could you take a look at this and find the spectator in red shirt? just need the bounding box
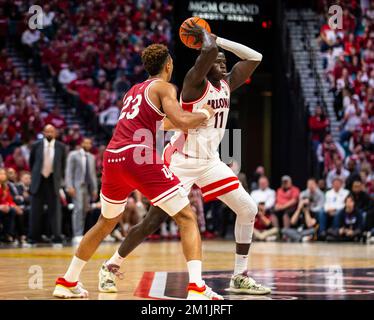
[77,78,100,111]
[274,175,300,228]
[4,147,29,173]
[44,106,67,130]
[342,8,356,32]
[319,23,337,52]
[0,168,17,242]
[0,118,16,141]
[253,202,279,241]
[63,124,83,149]
[309,105,330,149]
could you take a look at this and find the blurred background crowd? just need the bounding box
[0,0,373,247]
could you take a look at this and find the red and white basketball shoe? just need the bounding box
[187,282,224,300]
[53,278,89,298]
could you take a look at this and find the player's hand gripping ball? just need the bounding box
[179,17,211,49]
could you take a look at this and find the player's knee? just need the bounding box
[142,216,164,235]
[173,205,197,226]
[236,192,258,222]
[97,214,120,234]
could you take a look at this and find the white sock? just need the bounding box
[234,254,248,275]
[63,256,87,283]
[187,260,204,287]
[106,250,124,267]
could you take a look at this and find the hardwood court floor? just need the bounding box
[0,241,373,300]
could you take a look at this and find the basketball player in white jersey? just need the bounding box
[100,20,271,297]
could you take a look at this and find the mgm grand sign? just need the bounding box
[188,1,260,22]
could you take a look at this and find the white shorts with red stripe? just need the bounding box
[168,152,240,202]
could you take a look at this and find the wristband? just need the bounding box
[196,108,211,120]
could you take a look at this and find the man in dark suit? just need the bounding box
[29,125,67,245]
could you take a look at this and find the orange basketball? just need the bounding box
[179,17,211,49]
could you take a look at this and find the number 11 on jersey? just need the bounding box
[214,111,224,128]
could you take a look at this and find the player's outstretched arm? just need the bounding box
[216,36,263,92]
[155,82,214,131]
[181,21,218,90]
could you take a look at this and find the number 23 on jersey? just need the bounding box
[119,94,142,120]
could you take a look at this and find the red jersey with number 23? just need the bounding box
[107,78,165,150]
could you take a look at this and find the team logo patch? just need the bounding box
[134,268,374,300]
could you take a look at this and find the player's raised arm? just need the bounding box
[154,81,214,132]
[181,20,218,90]
[216,36,263,92]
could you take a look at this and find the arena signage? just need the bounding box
[188,1,260,22]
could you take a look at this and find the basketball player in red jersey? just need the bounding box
[100,21,271,297]
[53,44,224,300]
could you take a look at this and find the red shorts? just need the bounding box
[101,145,185,211]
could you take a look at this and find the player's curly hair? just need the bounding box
[141,44,170,76]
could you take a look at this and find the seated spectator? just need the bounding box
[345,158,361,190]
[340,106,362,144]
[300,178,325,216]
[282,197,318,242]
[250,166,265,190]
[0,168,18,242]
[319,177,349,239]
[319,21,337,52]
[253,201,278,241]
[21,29,41,48]
[250,176,276,212]
[326,194,363,242]
[308,106,330,149]
[0,118,16,141]
[99,101,120,140]
[113,73,131,99]
[316,134,346,176]
[58,63,77,86]
[0,134,15,160]
[6,168,28,245]
[318,178,327,192]
[17,171,31,218]
[77,78,100,112]
[351,180,373,216]
[363,169,373,192]
[63,124,83,149]
[44,106,67,130]
[4,147,29,172]
[274,175,300,228]
[326,158,350,189]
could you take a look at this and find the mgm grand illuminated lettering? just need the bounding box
[188,1,260,22]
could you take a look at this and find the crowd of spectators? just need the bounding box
[311,0,374,185]
[17,0,172,137]
[249,167,373,243]
[304,0,374,242]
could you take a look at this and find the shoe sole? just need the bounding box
[53,286,88,299]
[187,292,224,300]
[98,285,118,293]
[226,287,271,295]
